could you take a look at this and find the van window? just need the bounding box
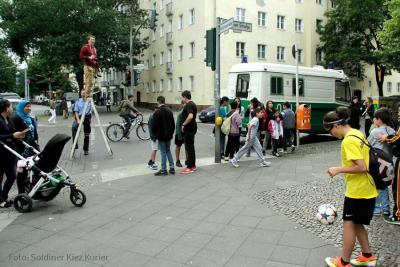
[271,77,283,95]
[335,80,351,102]
[292,78,304,96]
[236,74,250,98]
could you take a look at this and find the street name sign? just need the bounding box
[219,18,234,34]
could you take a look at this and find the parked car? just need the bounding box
[199,106,216,123]
[0,92,21,108]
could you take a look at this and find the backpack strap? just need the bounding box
[349,134,371,148]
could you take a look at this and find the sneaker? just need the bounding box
[230,158,239,168]
[260,161,271,167]
[180,167,193,174]
[223,156,229,162]
[154,170,168,176]
[152,162,158,168]
[221,155,225,161]
[191,166,197,172]
[169,168,175,175]
[176,160,183,167]
[350,254,377,266]
[387,215,400,224]
[262,150,266,156]
[325,257,350,267]
[373,209,382,216]
[148,164,158,170]
[84,150,89,156]
[291,145,296,152]
[272,152,281,157]
[383,210,390,216]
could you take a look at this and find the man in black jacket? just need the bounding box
[152,96,175,176]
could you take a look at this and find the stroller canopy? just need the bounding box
[36,134,71,172]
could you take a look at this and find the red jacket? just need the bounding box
[80,44,98,67]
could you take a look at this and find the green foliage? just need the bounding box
[0,49,17,92]
[318,0,389,96]
[0,0,149,75]
[379,0,400,70]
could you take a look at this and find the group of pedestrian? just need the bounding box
[0,99,38,208]
[324,105,400,267]
[147,90,198,176]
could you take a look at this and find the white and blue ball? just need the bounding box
[316,204,337,225]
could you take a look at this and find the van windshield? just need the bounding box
[236,74,250,98]
[335,80,351,103]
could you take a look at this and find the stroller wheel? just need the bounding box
[14,194,33,213]
[70,189,86,207]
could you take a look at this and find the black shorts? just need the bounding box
[174,135,183,147]
[342,197,375,225]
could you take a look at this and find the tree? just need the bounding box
[379,0,400,71]
[0,49,16,92]
[318,0,389,96]
[0,0,149,90]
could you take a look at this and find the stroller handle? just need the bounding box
[20,140,40,154]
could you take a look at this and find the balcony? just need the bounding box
[166,2,173,16]
[166,32,173,45]
[166,62,173,74]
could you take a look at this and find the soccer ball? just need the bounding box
[316,204,337,225]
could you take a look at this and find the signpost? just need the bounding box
[211,17,252,163]
[292,44,300,149]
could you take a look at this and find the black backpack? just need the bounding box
[350,135,394,190]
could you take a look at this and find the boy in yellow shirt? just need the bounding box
[323,107,378,267]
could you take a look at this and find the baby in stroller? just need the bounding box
[0,134,86,212]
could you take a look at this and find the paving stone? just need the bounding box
[224,255,267,267]
[235,240,275,259]
[205,236,243,255]
[143,257,182,267]
[104,251,151,267]
[229,215,262,228]
[257,215,298,231]
[247,229,284,244]
[269,245,310,266]
[157,243,201,263]
[306,245,340,267]
[190,248,232,267]
[124,222,161,237]
[174,231,214,248]
[264,261,304,267]
[279,229,329,249]
[191,221,225,235]
[239,205,276,218]
[129,238,169,257]
[216,225,253,241]
[0,240,28,261]
[148,227,184,243]
[166,218,198,231]
[179,209,211,221]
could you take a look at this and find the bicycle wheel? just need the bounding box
[136,122,150,141]
[106,123,125,142]
[136,113,144,123]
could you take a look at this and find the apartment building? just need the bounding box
[135,0,400,107]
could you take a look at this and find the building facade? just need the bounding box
[134,0,400,108]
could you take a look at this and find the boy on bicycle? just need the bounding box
[119,94,141,138]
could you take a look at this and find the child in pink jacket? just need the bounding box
[268,111,283,157]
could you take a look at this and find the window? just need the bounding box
[316,49,324,63]
[295,19,303,32]
[298,49,303,63]
[331,0,336,8]
[178,46,183,60]
[258,12,266,27]
[236,74,250,98]
[277,46,285,61]
[160,24,164,37]
[397,82,400,93]
[189,9,195,25]
[168,78,173,91]
[316,19,323,31]
[152,54,156,67]
[159,79,164,92]
[146,82,150,93]
[189,76,194,91]
[152,80,156,92]
[335,80,351,102]
[236,8,246,22]
[178,14,183,30]
[168,49,173,62]
[152,29,156,41]
[316,0,322,4]
[387,82,392,93]
[159,52,164,65]
[168,19,173,32]
[236,42,245,57]
[258,44,266,59]
[292,78,305,96]
[271,77,283,95]
[277,15,285,30]
[369,81,372,87]
[178,77,183,91]
[189,42,195,58]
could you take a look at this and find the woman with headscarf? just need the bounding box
[0,99,26,208]
[12,100,39,194]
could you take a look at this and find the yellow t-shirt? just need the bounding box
[341,129,378,199]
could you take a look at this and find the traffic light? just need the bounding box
[149,10,158,29]
[133,70,141,86]
[204,28,216,71]
[125,70,131,86]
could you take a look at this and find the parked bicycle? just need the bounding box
[106,113,150,141]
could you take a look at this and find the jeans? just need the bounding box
[184,131,196,168]
[158,140,174,171]
[374,187,390,213]
[0,156,17,202]
[235,137,264,163]
[72,115,92,152]
[120,113,136,134]
[283,129,295,151]
[220,133,226,156]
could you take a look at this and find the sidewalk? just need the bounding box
[0,154,341,267]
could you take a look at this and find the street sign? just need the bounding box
[219,18,234,34]
[232,21,252,32]
[133,64,145,70]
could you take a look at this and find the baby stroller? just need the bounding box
[0,134,86,213]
